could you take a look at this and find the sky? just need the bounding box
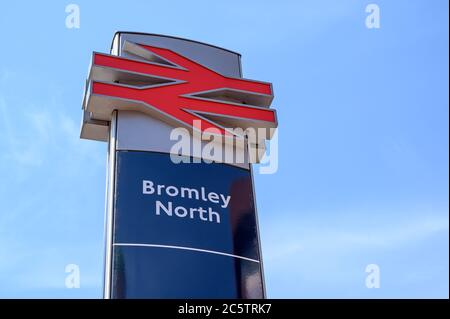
[0,0,448,298]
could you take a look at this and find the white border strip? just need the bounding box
[104,111,117,299]
[114,243,260,263]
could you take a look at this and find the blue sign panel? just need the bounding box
[110,151,264,298]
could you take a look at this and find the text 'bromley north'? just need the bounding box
[142,180,231,224]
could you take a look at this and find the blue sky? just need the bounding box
[0,0,448,298]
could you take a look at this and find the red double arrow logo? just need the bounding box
[84,41,277,136]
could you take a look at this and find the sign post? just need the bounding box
[80,32,277,299]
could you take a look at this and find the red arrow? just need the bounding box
[87,43,277,135]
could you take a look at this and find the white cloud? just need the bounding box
[261,210,449,263]
[0,96,104,170]
[0,69,106,297]
[260,208,449,298]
